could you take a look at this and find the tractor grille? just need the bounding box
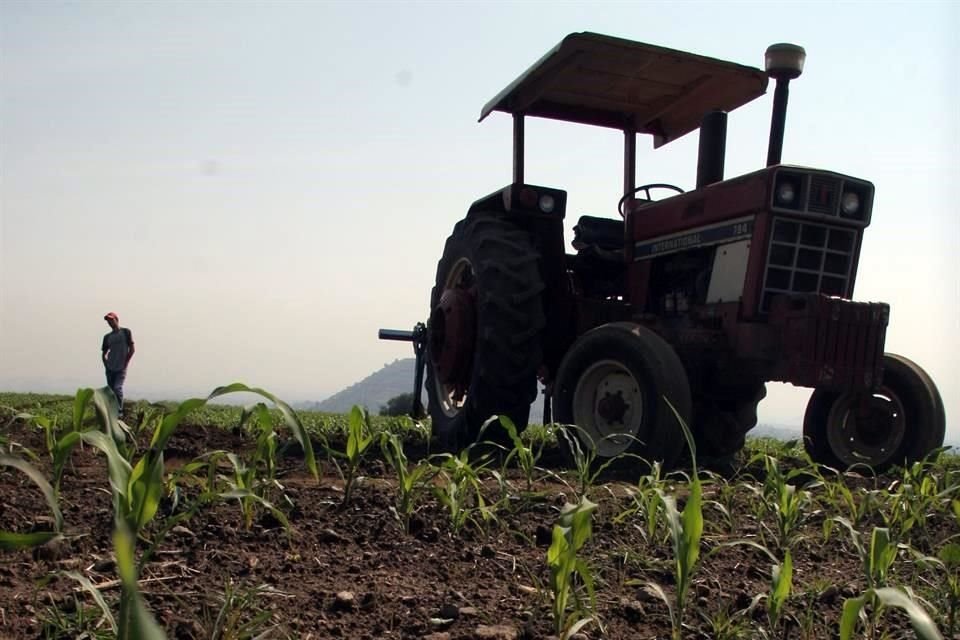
[761,217,858,312]
[807,175,838,215]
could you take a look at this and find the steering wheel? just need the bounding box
[617,183,685,217]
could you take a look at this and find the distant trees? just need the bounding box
[379,392,425,418]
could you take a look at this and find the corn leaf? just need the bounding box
[63,569,118,633]
[225,384,318,480]
[220,488,291,535]
[79,430,132,504]
[0,454,63,535]
[840,588,943,640]
[839,594,867,640]
[770,550,792,622]
[681,477,703,575]
[872,588,943,640]
[127,449,165,530]
[93,386,129,450]
[72,387,93,432]
[52,431,82,486]
[0,531,60,550]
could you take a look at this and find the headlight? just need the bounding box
[841,191,860,216]
[539,193,555,213]
[776,181,797,205]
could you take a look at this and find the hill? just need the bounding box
[301,358,424,414]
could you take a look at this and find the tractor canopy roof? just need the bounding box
[480,32,769,148]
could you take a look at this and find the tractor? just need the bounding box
[379,32,945,470]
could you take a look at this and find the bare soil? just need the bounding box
[0,418,943,639]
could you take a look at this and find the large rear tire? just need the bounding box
[552,322,692,469]
[803,353,945,470]
[425,215,545,451]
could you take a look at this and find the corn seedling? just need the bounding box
[614,460,666,543]
[884,455,959,549]
[488,414,548,493]
[330,405,375,506]
[40,595,114,640]
[547,496,599,639]
[221,454,291,535]
[434,448,498,533]
[840,587,942,640]
[832,521,944,638]
[61,383,314,638]
[745,454,809,552]
[935,542,960,636]
[201,582,283,640]
[642,397,702,640]
[709,538,793,637]
[380,432,436,533]
[835,520,897,589]
[239,402,281,486]
[556,423,642,499]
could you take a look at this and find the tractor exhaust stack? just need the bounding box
[697,110,728,187]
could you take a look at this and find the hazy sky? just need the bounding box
[1,1,957,439]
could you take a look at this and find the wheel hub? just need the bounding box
[572,360,644,457]
[827,388,906,467]
[429,287,476,390]
[597,390,628,424]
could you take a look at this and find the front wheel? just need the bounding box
[552,322,692,469]
[803,353,945,470]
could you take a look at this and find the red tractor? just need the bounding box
[380,32,944,470]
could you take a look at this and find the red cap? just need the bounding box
[104,312,119,321]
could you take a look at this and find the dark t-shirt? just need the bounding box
[102,328,133,372]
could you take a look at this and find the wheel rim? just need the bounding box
[825,385,907,467]
[430,257,476,418]
[571,360,644,457]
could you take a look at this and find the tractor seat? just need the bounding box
[573,215,624,252]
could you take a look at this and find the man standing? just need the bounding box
[101,312,135,412]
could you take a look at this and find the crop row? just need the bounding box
[1,388,958,639]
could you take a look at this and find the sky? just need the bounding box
[1,1,957,440]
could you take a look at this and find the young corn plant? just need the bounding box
[835,520,897,590]
[200,582,284,640]
[221,453,291,534]
[721,541,793,638]
[884,455,959,548]
[614,460,666,543]
[641,398,702,640]
[67,383,316,638]
[380,432,436,533]
[766,549,793,636]
[547,496,599,639]
[213,401,303,532]
[494,415,544,493]
[556,423,641,499]
[766,458,809,553]
[937,542,960,638]
[834,520,943,639]
[840,587,942,640]
[434,448,498,533]
[330,405,375,507]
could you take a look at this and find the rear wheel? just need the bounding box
[803,353,945,470]
[552,322,692,468]
[425,215,545,451]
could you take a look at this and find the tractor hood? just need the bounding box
[480,32,769,148]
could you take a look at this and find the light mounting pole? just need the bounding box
[765,43,806,167]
